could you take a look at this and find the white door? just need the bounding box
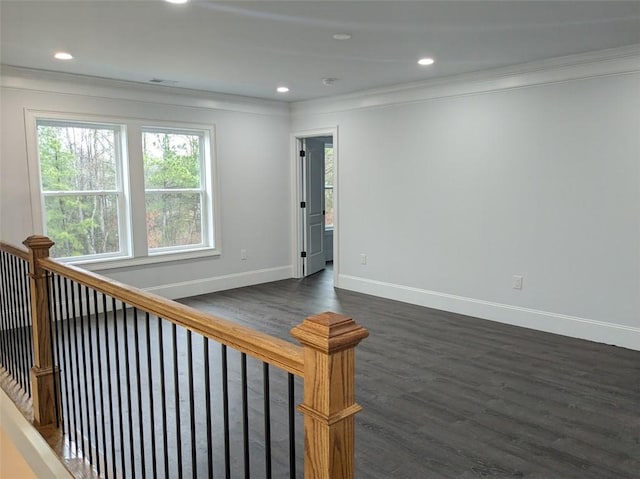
[302,137,326,276]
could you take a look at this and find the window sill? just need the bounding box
[70,247,221,272]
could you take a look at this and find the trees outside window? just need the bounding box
[37,121,124,258]
[34,116,216,262]
[143,129,205,250]
[324,146,334,228]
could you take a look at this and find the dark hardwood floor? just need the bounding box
[180,265,640,479]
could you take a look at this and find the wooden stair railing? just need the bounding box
[23,235,59,429]
[0,235,369,479]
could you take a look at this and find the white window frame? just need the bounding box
[324,144,334,230]
[141,125,215,255]
[25,110,220,269]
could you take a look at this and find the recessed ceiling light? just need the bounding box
[54,52,73,60]
[165,0,189,4]
[418,58,435,66]
[277,86,290,93]
[332,33,352,40]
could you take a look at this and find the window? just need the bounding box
[324,145,334,228]
[31,113,217,263]
[36,120,127,259]
[143,128,208,252]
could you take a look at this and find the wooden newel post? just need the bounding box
[291,312,369,479]
[23,235,59,429]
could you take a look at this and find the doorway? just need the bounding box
[292,129,338,284]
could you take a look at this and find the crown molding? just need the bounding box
[291,44,640,117]
[0,65,290,117]
[3,44,639,119]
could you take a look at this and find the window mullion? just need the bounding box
[126,123,148,258]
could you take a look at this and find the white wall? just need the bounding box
[292,52,640,350]
[1,68,293,296]
[2,50,639,351]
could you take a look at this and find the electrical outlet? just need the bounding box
[512,275,523,290]
[240,249,247,260]
[360,253,367,265]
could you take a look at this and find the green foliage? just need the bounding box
[38,124,120,258]
[325,146,334,227]
[143,132,200,189]
[38,126,75,191]
[143,132,203,248]
[38,125,205,258]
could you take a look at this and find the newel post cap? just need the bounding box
[23,235,55,251]
[291,312,369,353]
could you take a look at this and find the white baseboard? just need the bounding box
[339,274,640,351]
[144,266,293,300]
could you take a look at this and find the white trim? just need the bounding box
[292,44,640,116]
[290,127,339,285]
[2,65,289,117]
[24,110,45,235]
[339,274,640,351]
[23,109,221,264]
[75,247,221,271]
[0,388,74,479]
[144,266,292,300]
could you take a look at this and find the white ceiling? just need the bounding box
[1,1,639,102]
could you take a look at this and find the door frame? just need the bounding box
[290,127,339,285]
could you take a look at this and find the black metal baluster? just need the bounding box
[63,278,79,452]
[11,256,25,392]
[20,259,33,395]
[104,295,117,479]
[14,256,29,394]
[8,256,22,389]
[172,323,183,479]
[122,305,136,479]
[50,275,64,429]
[0,253,9,371]
[187,330,197,478]
[241,353,250,479]
[56,275,72,440]
[263,363,272,479]
[94,290,109,479]
[6,254,18,383]
[85,286,99,472]
[221,344,230,479]
[76,282,90,460]
[158,317,169,479]
[288,373,296,479]
[133,308,146,479]
[20,260,33,397]
[45,273,60,428]
[112,298,126,477]
[23,260,33,362]
[144,313,157,479]
[6,255,19,388]
[0,252,14,381]
[203,337,213,479]
[4,252,17,381]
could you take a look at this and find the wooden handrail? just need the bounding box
[39,257,305,376]
[0,241,29,261]
[2,237,370,478]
